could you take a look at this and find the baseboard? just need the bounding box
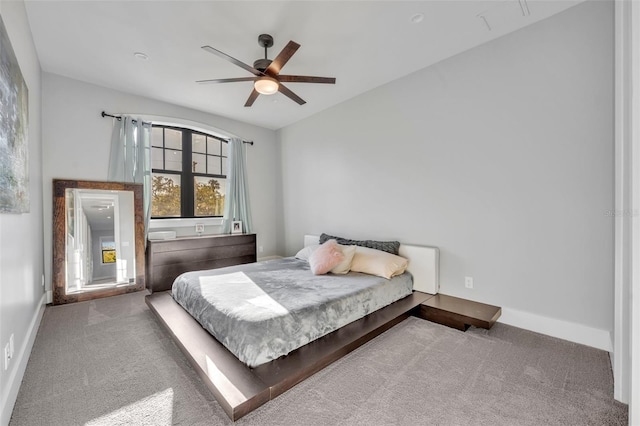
[257,255,282,262]
[498,307,612,352]
[1,293,46,426]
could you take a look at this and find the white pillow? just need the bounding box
[330,245,357,274]
[350,246,409,279]
[295,244,319,261]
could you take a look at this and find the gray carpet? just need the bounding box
[10,291,628,425]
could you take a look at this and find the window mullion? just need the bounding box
[182,130,194,217]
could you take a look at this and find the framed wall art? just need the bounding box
[0,15,29,213]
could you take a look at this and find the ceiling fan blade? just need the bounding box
[277,75,336,84]
[244,88,260,107]
[196,77,257,84]
[202,45,264,77]
[278,83,306,105]
[266,41,300,76]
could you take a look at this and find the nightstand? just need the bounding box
[415,293,501,331]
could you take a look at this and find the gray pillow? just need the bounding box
[319,233,400,255]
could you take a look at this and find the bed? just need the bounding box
[146,235,439,420]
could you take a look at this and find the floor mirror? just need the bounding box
[52,179,145,305]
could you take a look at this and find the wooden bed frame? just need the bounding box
[145,235,439,420]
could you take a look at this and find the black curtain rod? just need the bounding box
[101,111,151,126]
[101,111,254,145]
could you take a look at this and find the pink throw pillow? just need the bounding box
[309,240,345,275]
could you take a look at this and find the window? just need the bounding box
[150,125,228,218]
[100,237,116,264]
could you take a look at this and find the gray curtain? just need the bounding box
[107,116,152,241]
[222,138,253,233]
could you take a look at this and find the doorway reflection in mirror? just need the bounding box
[65,188,135,293]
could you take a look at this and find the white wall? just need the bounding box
[278,1,614,349]
[0,1,44,424]
[42,73,279,298]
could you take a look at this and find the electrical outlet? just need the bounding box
[4,343,10,370]
[259,246,264,253]
[41,274,45,287]
[465,276,474,289]
[9,334,14,358]
[195,223,204,234]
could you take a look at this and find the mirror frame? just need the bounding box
[52,179,146,305]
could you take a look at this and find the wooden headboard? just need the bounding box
[303,235,439,295]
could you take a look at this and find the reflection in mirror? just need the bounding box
[53,180,145,305]
[65,188,135,292]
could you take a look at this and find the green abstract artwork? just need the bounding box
[0,15,29,213]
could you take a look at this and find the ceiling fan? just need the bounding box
[197,34,336,107]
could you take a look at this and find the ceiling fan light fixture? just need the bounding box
[199,35,334,106]
[254,77,279,95]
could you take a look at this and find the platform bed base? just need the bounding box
[145,291,433,421]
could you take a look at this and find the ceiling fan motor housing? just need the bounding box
[253,58,273,72]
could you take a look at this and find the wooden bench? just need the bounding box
[415,293,501,331]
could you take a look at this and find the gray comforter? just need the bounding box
[171,257,413,367]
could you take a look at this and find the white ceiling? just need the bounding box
[24,0,583,130]
[77,190,116,232]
